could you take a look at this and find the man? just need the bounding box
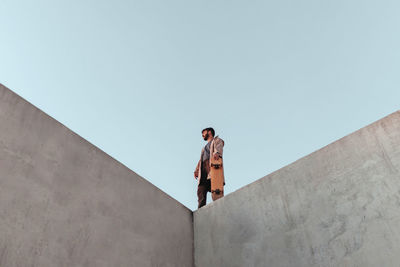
[194,127,225,208]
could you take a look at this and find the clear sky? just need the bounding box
[1,0,399,210]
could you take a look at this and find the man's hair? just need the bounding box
[202,127,215,137]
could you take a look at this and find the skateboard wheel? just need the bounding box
[211,164,222,169]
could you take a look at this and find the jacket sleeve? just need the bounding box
[213,138,225,157]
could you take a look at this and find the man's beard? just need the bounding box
[203,133,209,141]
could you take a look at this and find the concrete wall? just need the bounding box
[0,84,193,267]
[194,111,400,267]
[5,81,400,267]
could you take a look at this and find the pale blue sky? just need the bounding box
[1,0,399,210]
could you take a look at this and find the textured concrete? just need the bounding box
[0,84,193,267]
[4,81,400,267]
[194,111,400,267]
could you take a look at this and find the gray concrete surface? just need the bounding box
[0,84,194,267]
[194,111,400,267]
[4,81,400,267]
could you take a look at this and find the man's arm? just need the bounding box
[213,138,224,159]
[194,159,200,179]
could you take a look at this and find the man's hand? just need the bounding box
[213,153,221,160]
[194,170,199,179]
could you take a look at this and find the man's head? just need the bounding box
[202,127,215,141]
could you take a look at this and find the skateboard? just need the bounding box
[210,156,224,200]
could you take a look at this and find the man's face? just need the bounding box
[202,130,209,141]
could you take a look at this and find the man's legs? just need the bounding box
[197,185,208,208]
[197,170,211,209]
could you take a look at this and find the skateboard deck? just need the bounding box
[210,156,224,199]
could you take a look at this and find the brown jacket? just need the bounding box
[194,136,225,185]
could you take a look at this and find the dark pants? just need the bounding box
[197,160,211,209]
[197,179,211,208]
